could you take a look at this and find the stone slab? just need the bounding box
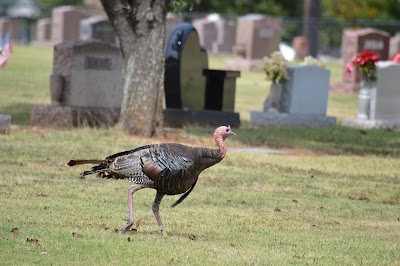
[31,105,120,128]
[250,112,336,128]
[163,108,240,128]
[342,117,400,132]
[0,114,11,134]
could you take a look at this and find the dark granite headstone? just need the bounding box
[164,23,240,127]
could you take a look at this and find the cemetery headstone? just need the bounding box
[164,23,240,127]
[193,18,218,54]
[80,16,117,45]
[225,14,282,71]
[342,62,400,132]
[0,18,9,35]
[373,63,400,120]
[0,17,21,43]
[251,65,336,128]
[341,28,390,90]
[389,35,400,59]
[36,18,51,42]
[31,40,123,127]
[193,15,236,54]
[279,65,330,115]
[51,6,85,44]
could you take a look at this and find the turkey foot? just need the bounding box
[120,221,133,233]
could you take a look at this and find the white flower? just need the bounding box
[263,51,289,83]
[302,56,325,68]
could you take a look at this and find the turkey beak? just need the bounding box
[230,131,236,136]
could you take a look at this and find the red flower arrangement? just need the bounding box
[392,52,400,64]
[346,50,381,82]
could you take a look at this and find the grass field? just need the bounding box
[0,45,399,265]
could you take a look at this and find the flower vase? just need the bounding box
[267,82,282,113]
[357,72,376,120]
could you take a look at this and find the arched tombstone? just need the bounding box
[164,23,240,127]
[164,23,208,110]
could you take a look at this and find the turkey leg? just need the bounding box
[121,184,144,233]
[152,192,167,236]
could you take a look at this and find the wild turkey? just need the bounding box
[66,125,235,236]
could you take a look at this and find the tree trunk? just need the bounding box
[100,0,169,137]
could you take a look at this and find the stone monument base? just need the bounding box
[342,117,400,132]
[31,105,120,128]
[163,109,240,128]
[250,112,336,128]
[0,114,11,134]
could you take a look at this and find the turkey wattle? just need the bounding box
[66,125,235,236]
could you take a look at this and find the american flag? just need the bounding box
[0,32,11,68]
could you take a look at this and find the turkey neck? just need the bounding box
[193,136,226,171]
[215,133,228,159]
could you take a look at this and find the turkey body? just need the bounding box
[66,125,235,236]
[83,143,222,197]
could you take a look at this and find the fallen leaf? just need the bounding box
[11,228,19,235]
[127,237,131,242]
[292,199,298,203]
[39,252,48,255]
[274,208,281,212]
[72,232,82,238]
[136,220,145,228]
[189,235,197,241]
[114,228,119,233]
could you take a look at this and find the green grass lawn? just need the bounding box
[0,46,399,265]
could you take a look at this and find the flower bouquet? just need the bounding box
[302,55,325,68]
[262,51,289,112]
[346,50,381,82]
[262,51,289,83]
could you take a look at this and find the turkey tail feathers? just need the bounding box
[66,159,104,167]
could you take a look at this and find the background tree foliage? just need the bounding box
[192,0,303,17]
[33,0,400,19]
[322,0,400,20]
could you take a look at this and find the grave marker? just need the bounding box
[80,16,116,45]
[341,28,390,86]
[51,6,85,44]
[373,63,400,120]
[164,23,240,127]
[251,65,336,128]
[32,40,123,127]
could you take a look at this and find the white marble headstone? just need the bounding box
[279,65,330,116]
